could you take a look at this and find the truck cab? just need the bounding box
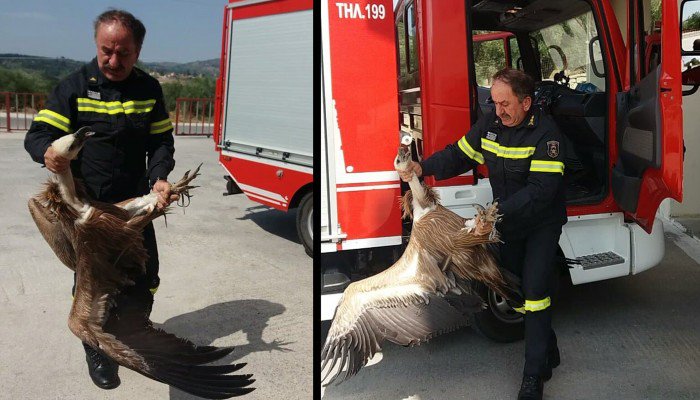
[322,0,695,340]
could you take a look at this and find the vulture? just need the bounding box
[321,145,522,385]
[27,127,254,399]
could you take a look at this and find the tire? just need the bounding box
[472,282,525,343]
[296,192,313,257]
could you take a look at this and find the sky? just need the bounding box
[0,0,226,63]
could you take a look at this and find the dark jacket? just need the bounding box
[25,58,175,203]
[421,108,567,238]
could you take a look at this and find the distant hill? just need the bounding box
[144,59,220,78]
[0,54,220,83]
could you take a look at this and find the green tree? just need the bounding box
[683,11,700,31]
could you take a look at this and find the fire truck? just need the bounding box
[321,0,699,341]
[213,0,313,256]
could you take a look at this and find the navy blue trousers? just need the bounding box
[500,223,562,376]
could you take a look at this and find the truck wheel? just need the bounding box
[297,192,313,257]
[472,282,524,343]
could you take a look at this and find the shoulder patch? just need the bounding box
[547,141,560,158]
[486,131,497,141]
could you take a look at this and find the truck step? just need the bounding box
[322,271,350,294]
[577,251,625,270]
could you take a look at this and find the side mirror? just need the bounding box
[681,0,700,55]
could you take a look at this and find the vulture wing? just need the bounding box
[321,244,486,385]
[28,197,76,271]
[66,202,254,398]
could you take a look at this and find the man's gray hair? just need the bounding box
[94,9,146,49]
[492,68,535,101]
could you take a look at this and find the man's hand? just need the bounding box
[44,146,70,173]
[152,180,179,211]
[398,161,423,182]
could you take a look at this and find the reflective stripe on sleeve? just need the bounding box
[481,138,536,159]
[150,118,173,134]
[524,297,551,312]
[34,109,71,133]
[529,160,565,174]
[150,286,159,295]
[457,136,485,164]
[77,98,156,115]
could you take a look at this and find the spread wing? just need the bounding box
[68,210,254,399]
[321,203,522,385]
[320,246,486,385]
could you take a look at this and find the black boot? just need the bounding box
[83,343,120,389]
[517,374,543,400]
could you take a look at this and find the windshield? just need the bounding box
[531,11,606,92]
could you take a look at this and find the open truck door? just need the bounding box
[612,0,683,232]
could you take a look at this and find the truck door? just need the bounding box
[612,0,683,232]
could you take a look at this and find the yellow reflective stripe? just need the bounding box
[529,160,565,174]
[513,306,526,314]
[34,109,71,133]
[457,136,484,164]
[524,297,551,312]
[150,286,159,295]
[150,118,172,134]
[481,138,535,159]
[480,138,499,155]
[77,98,155,114]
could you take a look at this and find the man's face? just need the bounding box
[95,22,140,82]
[490,79,531,127]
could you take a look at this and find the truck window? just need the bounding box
[509,36,521,69]
[531,11,606,92]
[396,10,407,78]
[473,32,508,87]
[407,2,418,73]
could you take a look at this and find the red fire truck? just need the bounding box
[321,0,698,341]
[213,0,313,256]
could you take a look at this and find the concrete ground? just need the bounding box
[321,224,700,400]
[0,132,312,399]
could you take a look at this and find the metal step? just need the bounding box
[577,251,626,270]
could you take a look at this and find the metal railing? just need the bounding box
[174,97,214,137]
[1,92,47,132]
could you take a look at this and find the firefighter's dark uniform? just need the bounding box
[24,58,175,310]
[421,107,566,379]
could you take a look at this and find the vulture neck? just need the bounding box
[407,174,433,222]
[54,168,91,220]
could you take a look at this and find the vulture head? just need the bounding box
[51,126,95,160]
[393,144,412,174]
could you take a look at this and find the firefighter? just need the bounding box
[399,68,566,400]
[24,9,176,390]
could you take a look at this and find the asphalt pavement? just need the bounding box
[0,132,312,399]
[321,223,700,400]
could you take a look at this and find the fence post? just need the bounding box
[5,92,11,132]
[174,98,181,135]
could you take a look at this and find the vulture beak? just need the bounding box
[73,126,95,147]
